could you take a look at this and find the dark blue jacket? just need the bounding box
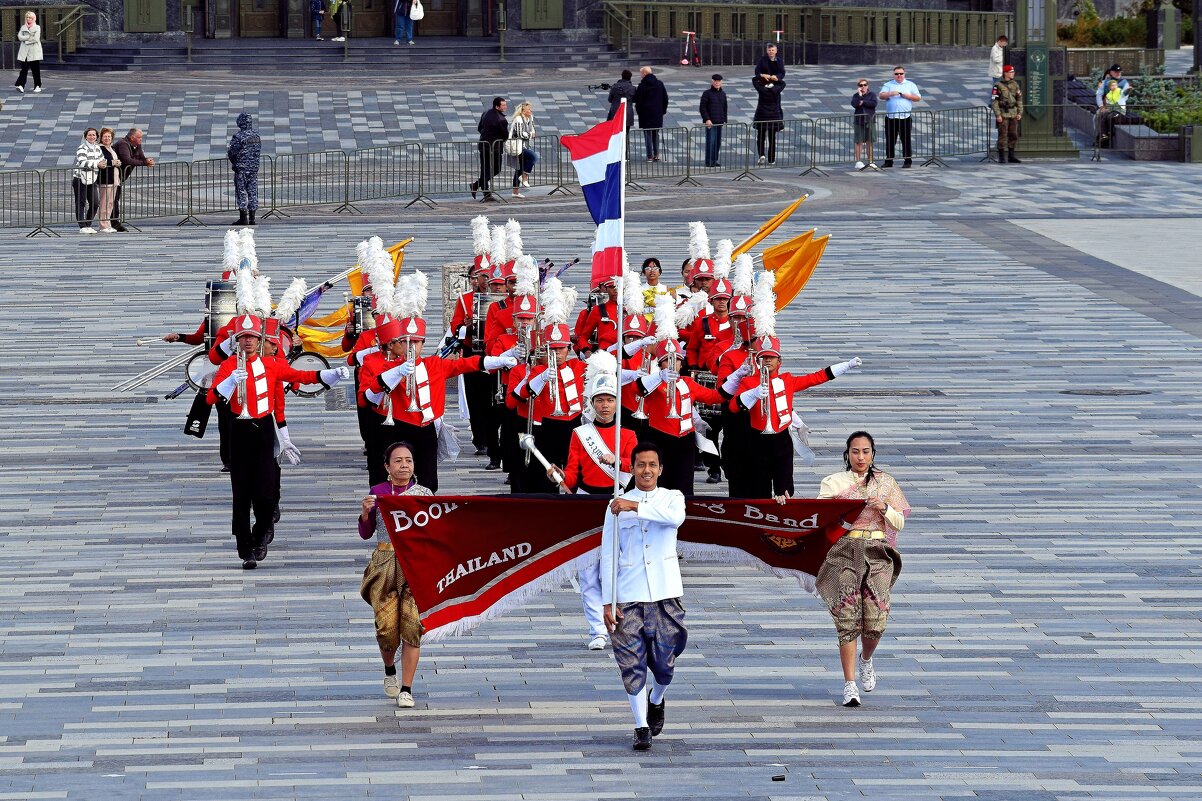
[310,0,325,15]
[851,89,878,122]
[753,77,785,123]
[699,86,728,125]
[755,54,785,81]
[227,113,262,172]
[633,74,669,129]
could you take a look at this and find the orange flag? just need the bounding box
[733,195,807,257]
[773,235,829,312]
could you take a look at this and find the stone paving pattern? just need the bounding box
[1,56,1202,801]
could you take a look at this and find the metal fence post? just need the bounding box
[178,161,203,226]
[406,143,436,208]
[334,151,359,214]
[29,170,56,237]
[922,110,947,167]
[676,127,701,187]
[548,135,575,196]
[800,119,828,177]
[733,123,762,181]
[261,156,289,219]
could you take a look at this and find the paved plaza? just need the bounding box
[1,59,1202,800]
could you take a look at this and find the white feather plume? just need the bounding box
[674,290,708,329]
[505,219,524,259]
[368,235,383,252]
[540,277,569,326]
[238,228,258,274]
[222,230,240,275]
[489,224,509,266]
[275,278,308,323]
[365,245,396,299]
[622,264,645,315]
[355,239,371,271]
[713,239,734,279]
[393,270,429,320]
[562,285,578,317]
[732,253,754,296]
[688,221,711,261]
[253,274,272,316]
[585,349,618,384]
[513,255,538,298]
[653,292,678,342]
[471,215,491,255]
[235,267,257,315]
[752,269,777,338]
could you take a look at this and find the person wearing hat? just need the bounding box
[448,256,497,458]
[614,314,657,440]
[1094,64,1129,148]
[517,321,586,493]
[713,317,757,498]
[676,259,714,348]
[227,113,262,227]
[207,314,351,569]
[685,278,736,484]
[699,74,729,168]
[991,65,1023,164]
[600,440,688,751]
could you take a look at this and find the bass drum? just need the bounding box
[289,351,330,397]
[185,352,219,391]
[205,280,238,349]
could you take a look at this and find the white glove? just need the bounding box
[219,335,236,357]
[500,345,519,359]
[354,345,379,365]
[640,372,664,392]
[457,326,468,339]
[721,373,743,395]
[660,369,680,384]
[619,368,641,385]
[831,356,863,378]
[740,384,767,408]
[483,355,518,371]
[529,369,553,395]
[733,360,755,379]
[319,366,351,385]
[277,425,302,466]
[382,361,415,388]
[623,336,656,356]
[216,369,244,399]
[607,342,620,354]
[365,388,385,404]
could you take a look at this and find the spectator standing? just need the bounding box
[331,0,350,41]
[393,0,414,45]
[1094,64,1129,147]
[851,78,878,169]
[634,66,669,162]
[112,128,155,233]
[472,96,508,203]
[755,42,785,83]
[991,64,1023,164]
[507,101,538,198]
[878,66,920,168]
[96,128,122,233]
[699,74,728,168]
[989,35,1007,87]
[227,113,262,226]
[607,70,636,127]
[72,127,103,234]
[14,11,43,94]
[311,0,326,40]
[752,76,784,166]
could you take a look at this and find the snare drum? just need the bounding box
[205,280,238,349]
[184,352,219,391]
[289,350,331,397]
[692,370,723,422]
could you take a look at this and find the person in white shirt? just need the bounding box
[989,35,1007,86]
[878,66,921,168]
[601,441,688,751]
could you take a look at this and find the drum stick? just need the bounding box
[136,338,163,346]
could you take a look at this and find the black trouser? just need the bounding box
[72,178,98,228]
[532,416,580,494]
[501,408,528,492]
[721,409,755,498]
[359,407,385,486]
[487,374,508,464]
[642,129,660,159]
[464,369,496,452]
[216,401,232,467]
[477,141,502,192]
[755,123,778,162]
[228,417,279,560]
[701,411,724,473]
[370,417,439,492]
[642,426,695,496]
[111,178,128,227]
[15,59,41,89]
[884,116,913,163]
[744,430,794,499]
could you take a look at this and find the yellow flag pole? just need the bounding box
[733,194,808,256]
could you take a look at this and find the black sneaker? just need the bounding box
[474,446,488,456]
[706,470,722,484]
[632,727,652,750]
[648,698,666,736]
[470,180,479,199]
[241,559,257,570]
[484,461,502,471]
[220,464,230,473]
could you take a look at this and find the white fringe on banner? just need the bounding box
[675,541,818,594]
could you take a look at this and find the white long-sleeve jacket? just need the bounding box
[599,486,686,605]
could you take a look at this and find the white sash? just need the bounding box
[414,361,434,423]
[575,423,632,486]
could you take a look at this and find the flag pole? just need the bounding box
[610,98,629,615]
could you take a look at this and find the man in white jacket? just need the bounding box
[601,441,688,751]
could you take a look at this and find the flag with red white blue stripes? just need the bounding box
[560,102,627,289]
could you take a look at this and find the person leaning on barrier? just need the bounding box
[752,75,785,166]
[991,65,1023,164]
[634,66,669,162]
[111,128,155,233]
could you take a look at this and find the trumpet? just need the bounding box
[630,348,652,420]
[404,341,420,413]
[664,351,681,420]
[547,348,566,418]
[379,351,395,426]
[236,348,252,420]
[758,360,772,433]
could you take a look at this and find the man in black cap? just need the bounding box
[699,74,728,168]
[1094,64,1129,148]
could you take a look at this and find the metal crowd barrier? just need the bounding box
[623,127,694,187]
[0,170,44,236]
[347,144,424,210]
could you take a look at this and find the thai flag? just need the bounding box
[561,101,627,289]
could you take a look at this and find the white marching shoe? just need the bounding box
[396,690,415,708]
[857,656,876,692]
[587,634,609,651]
[842,680,861,707]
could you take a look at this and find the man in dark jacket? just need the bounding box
[699,74,728,168]
[472,96,508,202]
[607,70,636,128]
[111,128,155,232]
[755,43,785,83]
[633,66,669,161]
[227,112,262,226]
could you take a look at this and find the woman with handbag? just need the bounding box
[394,0,416,45]
[506,101,538,199]
[14,11,43,94]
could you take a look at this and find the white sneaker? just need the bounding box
[33,86,42,93]
[383,675,400,698]
[15,86,23,94]
[757,155,767,164]
[100,227,115,233]
[394,39,400,45]
[521,176,530,188]
[396,690,415,708]
[80,227,96,234]
[854,160,865,169]
[857,657,876,692]
[587,634,608,651]
[842,680,861,707]
[332,36,345,42]
[511,191,524,199]
[408,40,414,46]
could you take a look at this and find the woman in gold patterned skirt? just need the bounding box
[816,431,909,708]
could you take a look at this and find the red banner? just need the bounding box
[376,496,864,641]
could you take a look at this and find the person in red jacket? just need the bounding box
[685,277,735,484]
[360,314,516,492]
[575,277,620,354]
[614,313,656,440]
[729,335,862,500]
[207,315,350,569]
[452,260,500,460]
[518,322,585,493]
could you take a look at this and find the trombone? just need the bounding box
[379,347,396,426]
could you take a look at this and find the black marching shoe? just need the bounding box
[248,210,256,226]
[253,543,268,562]
[648,698,666,736]
[484,460,502,471]
[632,727,652,750]
[1008,149,1022,164]
[997,150,1008,164]
[233,210,248,226]
[706,469,722,484]
[241,558,257,570]
[474,446,488,456]
[881,160,893,168]
[264,524,275,545]
[470,180,479,199]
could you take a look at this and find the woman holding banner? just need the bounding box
[359,442,432,709]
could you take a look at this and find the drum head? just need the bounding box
[290,351,330,397]
[206,280,238,349]
[185,352,218,391]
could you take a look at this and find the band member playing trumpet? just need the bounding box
[574,276,621,354]
[207,314,350,569]
[686,277,736,484]
[448,237,496,458]
[616,313,656,441]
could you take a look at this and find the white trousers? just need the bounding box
[578,560,605,636]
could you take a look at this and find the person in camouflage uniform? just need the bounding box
[227,112,262,225]
[991,65,1023,164]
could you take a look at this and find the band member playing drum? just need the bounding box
[574,277,620,354]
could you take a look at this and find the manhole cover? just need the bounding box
[1060,389,1151,396]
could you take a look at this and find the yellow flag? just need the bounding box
[349,238,413,295]
[774,235,829,311]
[733,195,807,257]
[761,229,814,273]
